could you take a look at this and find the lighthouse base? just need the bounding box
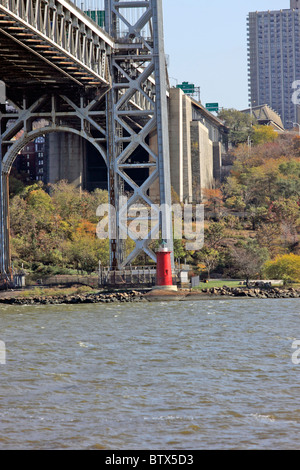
[152,285,178,291]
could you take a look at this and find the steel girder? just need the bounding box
[105,0,173,269]
[0,0,113,87]
[1,93,108,171]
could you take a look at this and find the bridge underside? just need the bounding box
[0,0,173,278]
[0,29,89,104]
[0,3,111,104]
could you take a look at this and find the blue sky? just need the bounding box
[162,0,290,111]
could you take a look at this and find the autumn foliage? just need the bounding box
[10,181,109,275]
[8,125,300,282]
[195,128,300,281]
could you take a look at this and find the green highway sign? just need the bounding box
[177,82,195,94]
[205,103,219,112]
[84,10,105,27]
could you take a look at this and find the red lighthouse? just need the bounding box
[155,244,177,291]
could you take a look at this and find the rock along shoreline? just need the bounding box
[0,285,299,305]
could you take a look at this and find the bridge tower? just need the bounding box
[104,0,173,269]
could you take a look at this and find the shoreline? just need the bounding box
[0,285,299,305]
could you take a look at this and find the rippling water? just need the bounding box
[0,298,300,449]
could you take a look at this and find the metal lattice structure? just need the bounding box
[0,0,173,277]
[105,0,173,268]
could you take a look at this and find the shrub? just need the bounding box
[263,254,300,283]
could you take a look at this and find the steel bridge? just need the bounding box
[0,0,173,278]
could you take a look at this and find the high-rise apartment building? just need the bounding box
[247,1,300,128]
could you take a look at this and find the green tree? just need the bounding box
[218,108,255,146]
[9,172,25,197]
[173,239,186,261]
[26,188,55,232]
[278,159,300,177]
[248,205,268,230]
[66,233,109,273]
[195,247,220,279]
[204,222,226,249]
[270,197,300,230]
[276,160,300,198]
[256,223,282,258]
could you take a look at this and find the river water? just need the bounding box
[0,298,299,450]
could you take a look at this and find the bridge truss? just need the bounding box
[0,0,173,277]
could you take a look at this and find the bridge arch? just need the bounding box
[2,126,108,175]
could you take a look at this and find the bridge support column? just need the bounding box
[0,170,11,280]
[47,133,86,189]
[0,99,10,280]
[105,0,174,269]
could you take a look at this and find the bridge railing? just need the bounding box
[99,265,157,286]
